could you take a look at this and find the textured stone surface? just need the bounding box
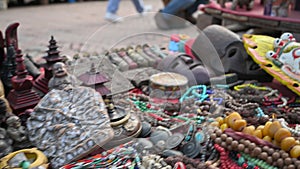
[26,86,114,168]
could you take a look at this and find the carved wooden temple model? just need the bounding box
[33,36,64,94]
[6,49,40,115]
[77,63,111,97]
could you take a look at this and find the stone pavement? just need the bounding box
[0,0,200,60]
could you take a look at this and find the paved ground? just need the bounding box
[0,0,200,59]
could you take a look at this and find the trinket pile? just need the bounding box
[1,22,300,169]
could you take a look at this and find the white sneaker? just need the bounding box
[105,12,123,22]
[140,5,152,16]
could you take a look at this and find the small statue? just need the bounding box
[217,0,227,8]
[0,127,13,158]
[0,97,13,128]
[271,0,291,17]
[231,0,254,10]
[48,62,81,90]
[6,115,31,150]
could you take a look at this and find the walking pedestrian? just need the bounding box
[155,0,208,29]
[105,0,152,22]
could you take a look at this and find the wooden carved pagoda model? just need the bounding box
[78,63,111,97]
[34,36,63,94]
[7,49,40,114]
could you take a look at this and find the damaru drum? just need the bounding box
[149,72,188,100]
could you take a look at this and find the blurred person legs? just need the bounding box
[105,0,152,22]
[155,0,196,29]
[185,0,209,24]
[161,0,195,16]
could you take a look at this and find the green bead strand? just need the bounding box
[241,153,278,169]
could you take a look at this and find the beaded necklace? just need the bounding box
[233,84,291,107]
[63,142,142,169]
[179,85,209,103]
[214,144,279,169]
[240,153,278,169]
[263,89,288,107]
[255,107,268,118]
[227,89,264,104]
[130,93,217,128]
[233,84,271,92]
[278,118,300,136]
[230,84,273,104]
[214,144,244,169]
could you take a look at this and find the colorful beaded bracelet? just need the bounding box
[179,85,209,103]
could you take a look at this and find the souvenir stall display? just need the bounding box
[2,21,300,169]
[199,0,300,33]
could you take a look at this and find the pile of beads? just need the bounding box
[214,143,260,169]
[62,142,142,169]
[227,84,269,103]
[164,155,219,169]
[104,82,300,169]
[211,128,300,168]
[141,154,172,169]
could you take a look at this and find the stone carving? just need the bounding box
[0,97,13,126]
[6,115,31,150]
[26,86,114,168]
[48,62,81,90]
[0,127,13,158]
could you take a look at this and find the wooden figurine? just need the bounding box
[271,0,292,17]
[6,49,40,115]
[231,0,254,10]
[217,0,226,8]
[77,63,110,96]
[34,36,64,94]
